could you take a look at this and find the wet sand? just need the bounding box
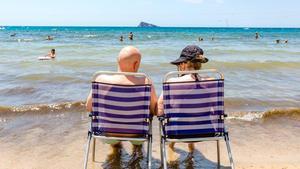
[1,111,300,169]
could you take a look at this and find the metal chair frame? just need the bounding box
[83,71,153,169]
[159,69,235,169]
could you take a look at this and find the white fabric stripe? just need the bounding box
[165,106,223,114]
[95,116,146,123]
[93,123,149,130]
[167,81,222,87]
[166,123,224,131]
[93,98,149,107]
[93,90,150,98]
[169,115,221,122]
[93,106,149,115]
[168,97,223,105]
[94,83,150,89]
[166,87,223,95]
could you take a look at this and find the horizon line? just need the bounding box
[1,25,300,29]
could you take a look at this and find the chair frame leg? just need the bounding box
[217,140,221,169]
[92,137,96,162]
[84,133,92,169]
[161,138,167,169]
[160,137,164,168]
[225,133,235,169]
[147,136,152,169]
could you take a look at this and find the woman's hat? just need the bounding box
[171,45,209,65]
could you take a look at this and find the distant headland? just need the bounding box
[137,22,159,27]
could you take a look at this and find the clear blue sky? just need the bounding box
[0,0,299,27]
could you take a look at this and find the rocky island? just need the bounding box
[137,22,159,27]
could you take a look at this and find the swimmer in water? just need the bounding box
[128,32,133,40]
[46,36,54,40]
[120,35,124,42]
[10,33,17,37]
[276,39,280,44]
[45,49,56,58]
[198,37,204,41]
[255,32,260,39]
[284,40,288,44]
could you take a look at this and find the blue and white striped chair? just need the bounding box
[84,71,153,169]
[159,69,235,169]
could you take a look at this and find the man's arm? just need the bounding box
[150,84,158,116]
[86,90,92,112]
[157,93,164,116]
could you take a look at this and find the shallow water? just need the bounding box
[1,109,300,169]
[1,26,300,169]
[1,26,300,113]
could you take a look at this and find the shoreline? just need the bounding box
[1,109,300,169]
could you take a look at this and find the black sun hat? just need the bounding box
[171,45,209,65]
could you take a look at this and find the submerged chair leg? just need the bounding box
[225,133,235,169]
[84,133,92,169]
[161,138,167,169]
[160,137,164,168]
[147,136,152,169]
[217,140,221,169]
[92,138,96,162]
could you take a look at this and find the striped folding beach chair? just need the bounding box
[84,71,153,169]
[159,69,235,169]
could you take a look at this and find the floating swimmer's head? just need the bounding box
[117,46,141,72]
[51,49,55,54]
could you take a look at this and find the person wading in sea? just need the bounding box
[85,46,157,155]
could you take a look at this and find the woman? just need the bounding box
[157,45,209,155]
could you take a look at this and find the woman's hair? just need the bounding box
[51,49,55,54]
[180,61,202,70]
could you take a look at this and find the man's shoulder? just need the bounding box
[94,74,150,85]
[94,74,112,83]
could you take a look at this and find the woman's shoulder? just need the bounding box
[166,75,191,83]
[166,74,215,83]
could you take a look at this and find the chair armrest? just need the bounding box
[157,115,166,122]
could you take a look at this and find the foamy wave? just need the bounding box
[83,34,98,38]
[1,102,299,122]
[228,108,300,121]
[0,101,86,115]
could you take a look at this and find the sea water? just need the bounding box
[0,26,300,114]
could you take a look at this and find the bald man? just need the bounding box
[86,46,157,113]
[85,46,157,147]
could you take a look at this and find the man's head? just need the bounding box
[117,46,141,72]
[51,49,55,54]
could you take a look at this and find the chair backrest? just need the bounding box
[91,81,151,137]
[163,71,224,139]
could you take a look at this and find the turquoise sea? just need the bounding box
[0,26,300,115]
[1,26,300,169]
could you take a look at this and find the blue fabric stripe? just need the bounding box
[163,81,223,91]
[165,101,223,109]
[165,111,224,118]
[166,128,224,135]
[91,111,149,118]
[163,92,223,100]
[93,103,149,111]
[92,94,150,102]
[167,120,223,126]
[92,83,151,93]
[92,119,148,126]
